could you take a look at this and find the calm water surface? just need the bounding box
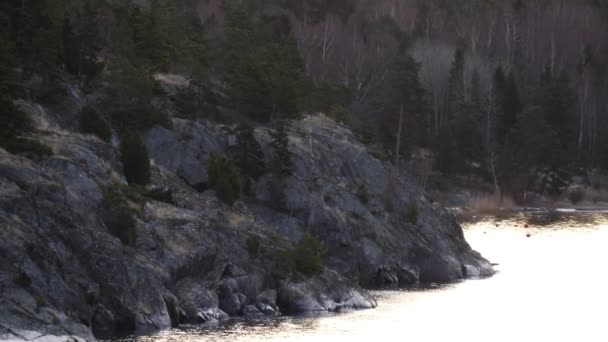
[124,212,608,342]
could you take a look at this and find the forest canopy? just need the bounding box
[2,0,608,196]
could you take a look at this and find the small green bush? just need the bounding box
[34,295,46,308]
[356,183,369,204]
[568,189,584,204]
[0,98,52,160]
[3,138,52,160]
[405,202,419,224]
[102,186,138,246]
[207,155,241,205]
[246,234,260,258]
[143,187,174,204]
[383,194,395,213]
[48,183,61,193]
[268,178,287,211]
[120,132,151,186]
[277,234,324,278]
[80,106,112,142]
[293,234,324,276]
[112,103,173,131]
[35,81,68,105]
[15,270,32,289]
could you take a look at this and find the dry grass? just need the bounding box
[467,193,515,213]
[572,188,608,205]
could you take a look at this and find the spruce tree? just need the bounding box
[447,48,466,123]
[453,71,483,165]
[386,53,427,160]
[270,120,294,176]
[120,132,151,186]
[494,66,522,145]
[534,69,577,162]
[233,123,266,180]
[207,155,241,205]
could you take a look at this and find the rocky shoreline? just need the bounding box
[0,81,493,341]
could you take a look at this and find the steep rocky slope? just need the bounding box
[0,81,493,341]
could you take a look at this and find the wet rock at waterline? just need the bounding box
[0,96,493,339]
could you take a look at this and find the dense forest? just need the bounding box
[2,0,608,199]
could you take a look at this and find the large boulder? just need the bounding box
[277,270,377,314]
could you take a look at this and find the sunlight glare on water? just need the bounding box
[121,212,608,342]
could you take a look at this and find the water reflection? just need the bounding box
[118,212,608,342]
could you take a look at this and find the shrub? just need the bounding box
[383,194,395,213]
[15,270,32,289]
[80,106,112,142]
[35,80,68,106]
[233,123,266,180]
[328,104,349,123]
[568,189,584,204]
[355,120,375,146]
[268,178,287,211]
[120,132,151,186]
[356,183,369,204]
[143,187,174,205]
[0,97,51,160]
[292,234,324,277]
[112,102,173,131]
[246,234,260,258]
[102,186,138,246]
[270,120,294,176]
[405,202,419,225]
[0,97,31,140]
[3,138,52,160]
[34,295,46,308]
[207,155,241,205]
[277,234,324,278]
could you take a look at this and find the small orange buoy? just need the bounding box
[524,224,529,228]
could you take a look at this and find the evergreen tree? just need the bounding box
[385,53,427,159]
[270,120,294,176]
[435,126,457,175]
[207,154,241,205]
[120,132,151,186]
[0,97,31,145]
[80,106,112,142]
[61,15,79,75]
[224,12,302,122]
[500,105,559,177]
[534,69,577,162]
[453,71,483,165]
[105,59,171,131]
[233,123,266,180]
[447,48,466,123]
[494,66,522,145]
[78,4,105,82]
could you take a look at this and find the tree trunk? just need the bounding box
[395,104,404,167]
[490,151,499,194]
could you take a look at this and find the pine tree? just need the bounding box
[494,66,522,145]
[270,120,294,176]
[233,123,266,180]
[224,11,302,122]
[78,3,105,83]
[534,69,577,162]
[61,15,79,75]
[500,105,559,175]
[207,154,241,205]
[120,132,151,186]
[453,71,483,165]
[447,48,466,123]
[386,52,427,162]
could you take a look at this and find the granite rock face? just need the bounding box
[0,92,492,340]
